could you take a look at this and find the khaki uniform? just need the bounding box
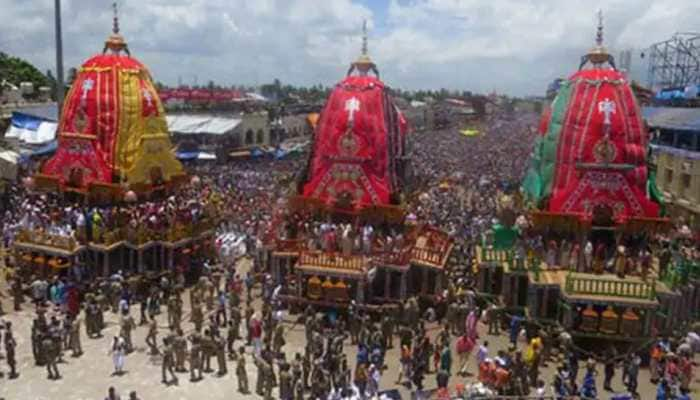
[174,333,187,372]
[146,319,158,355]
[191,303,204,333]
[4,330,18,378]
[162,342,178,384]
[279,369,293,400]
[236,352,248,393]
[273,324,285,354]
[189,341,203,381]
[43,337,60,379]
[262,360,274,400]
[215,336,227,375]
[69,318,82,356]
[293,379,304,400]
[11,278,23,311]
[255,357,267,395]
[120,314,135,353]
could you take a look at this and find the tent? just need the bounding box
[5,111,57,144]
[167,115,242,135]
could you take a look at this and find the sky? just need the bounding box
[1,0,698,96]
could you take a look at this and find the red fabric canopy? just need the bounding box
[41,137,112,188]
[302,75,407,208]
[547,68,659,222]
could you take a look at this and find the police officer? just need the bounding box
[146,318,159,355]
[174,329,187,372]
[161,337,178,385]
[189,334,203,382]
[4,321,18,379]
[236,346,249,393]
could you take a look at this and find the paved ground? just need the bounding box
[0,258,697,400]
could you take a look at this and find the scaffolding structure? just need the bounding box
[646,33,700,90]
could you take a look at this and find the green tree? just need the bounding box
[0,51,49,97]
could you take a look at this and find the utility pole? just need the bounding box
[54,0,65,114]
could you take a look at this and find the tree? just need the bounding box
[0,51,49,97]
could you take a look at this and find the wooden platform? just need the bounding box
[14,241,84,257]
[530,270,669,307]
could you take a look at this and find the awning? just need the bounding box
[167,115,242,135]
[5,112,57,144]
[229,150,252,158]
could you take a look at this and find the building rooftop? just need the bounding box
[643,106,700,132]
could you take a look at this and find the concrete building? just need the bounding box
[233,112,270,147]
[645,107,700,224]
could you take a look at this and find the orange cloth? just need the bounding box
[495,367,510,388]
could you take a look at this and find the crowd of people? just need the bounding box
[0,108,697,400]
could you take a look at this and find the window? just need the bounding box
[665,168,673,186]
[677,132,694,150]
[256,129,264,144]
[245,129,254,145]
[682,173,691,189]
[659,130,675,146]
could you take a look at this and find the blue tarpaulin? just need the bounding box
[274,148,288,159]
[176,151,199,160]
[176,151,216,160]
[31,140,58,156]
[11,112,44,130]
[251,147,265,158]
[5,112,57,144]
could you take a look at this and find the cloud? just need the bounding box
[0,0,698,96]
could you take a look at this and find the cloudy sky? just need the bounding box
[1,0,698,96]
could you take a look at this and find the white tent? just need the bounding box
[167,115,241,135]
[5,120,57,144]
